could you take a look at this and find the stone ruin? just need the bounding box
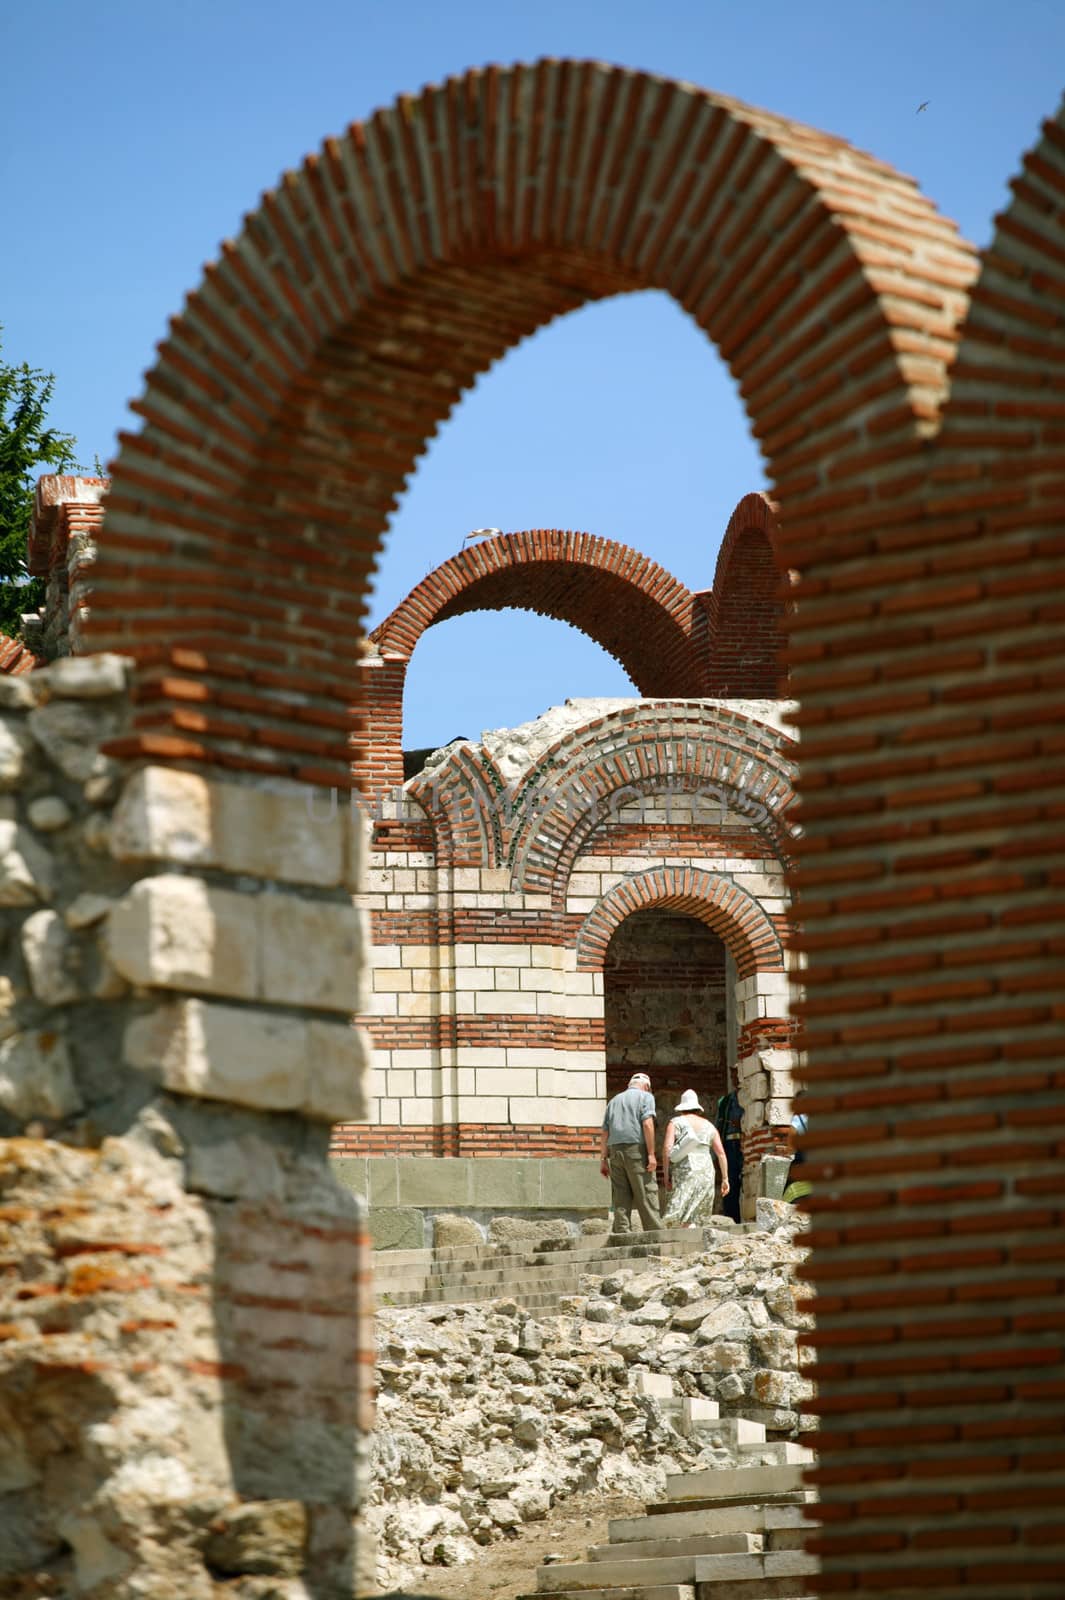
[0,60,1062,1600]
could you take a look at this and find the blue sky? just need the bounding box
[2,1,1061,748]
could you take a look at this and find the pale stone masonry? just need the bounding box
[342,696,801,1216]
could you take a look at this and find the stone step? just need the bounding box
[665,1462,805,1503]
[519,1586,695,1600]
[736,1440,816,1467]
[694,1549,819,1583]
[369,1235,710,1286]
[525,1583,814,1600]
[373,1226,706,1275]
[645,1490,815,1518]
[587,1529,760,1563]
[377,1276,618,1311]
[609,1504,775,1545]
[535,1555,701,1591]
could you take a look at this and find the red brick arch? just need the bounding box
[373,528,702,693]
[91,61,976,785]
[503,701,797,898]
[576,865,784,977]
[704,492,787,696]
[84,56,1065,1595]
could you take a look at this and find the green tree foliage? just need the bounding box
[0,327,78,638]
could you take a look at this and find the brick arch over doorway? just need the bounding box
[575,865,784,977]
[91,61,976,787]
[88,60,1064,1598]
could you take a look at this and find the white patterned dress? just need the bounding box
[662,1114,719,1226]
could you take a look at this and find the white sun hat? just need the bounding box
[674,1089,705,1114]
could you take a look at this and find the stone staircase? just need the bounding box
[518,1445,819,1600]
[372,1223,749,1312]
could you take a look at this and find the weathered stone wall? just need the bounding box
[0,658,374,1598]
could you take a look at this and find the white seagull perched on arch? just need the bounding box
[461,527,502,547]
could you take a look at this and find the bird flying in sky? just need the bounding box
[917,101,930,113]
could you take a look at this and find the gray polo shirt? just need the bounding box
[603,1086,656,1147]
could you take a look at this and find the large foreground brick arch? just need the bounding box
[77,57,1063,1598]
[785,103,1065,1596]
[91,61,976,788]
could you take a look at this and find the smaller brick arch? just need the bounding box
[373,529,703,694]
[406,739,506,867]
[703,493,788,697]
[576,866,785,979]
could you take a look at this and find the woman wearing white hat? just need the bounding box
[661,1089,730,1227]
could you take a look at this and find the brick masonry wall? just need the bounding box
[783,106,1065,1595]
[81,58,1063,1595]
[340,699,798,1188]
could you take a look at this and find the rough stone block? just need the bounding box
[110,766,211,865]
[123,999,363,1122]
[431,1213,484,1247]
[0,1030,81,1120]
[217,782,344,888]
[108,875,257,999]
[0,720,33,790]
[111,766,347,890]
[756,1197,795,1232]
[28,699,122,782]
[125,999,305,1112]
[185,1133,287,1202]
[759,1156,793,1200]
[370,1207,426,1252]
[306,1019,372,1121]
[36,654,129,700]
[396,1157,472,1208]
[366,1158,399,1206]
[539,1158,605,1209]
[203,1500,307,1578]
[27,795,71,832]
[21,910,80,1005]
[257,902,361,1011]
[469,1157,542,1208]
[0,820,54,905]
[329,1156,369,1197]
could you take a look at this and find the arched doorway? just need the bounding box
[603,907,733,1162]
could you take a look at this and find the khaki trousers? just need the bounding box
[608,1143,661,1235]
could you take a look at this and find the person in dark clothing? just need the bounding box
[714,1088,744,1221]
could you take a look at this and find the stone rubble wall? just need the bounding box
[368,1209,813,1592]
[0,656,374,1599]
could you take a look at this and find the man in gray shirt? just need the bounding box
[599,1072,661,1236]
